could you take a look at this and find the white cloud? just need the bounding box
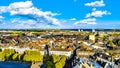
[73,0,111,28]
[74,18,97,25]
[86,9,111,18]
[0,1,61,26]
[11,19,36,25]
[0,6,8,14]
[0,16,4,24]
[92,8,97,11]
[8,1,33,9]
[0,16,4,19]
[70,18,76,20]
[85,0,105,7]
[0,17,5,25]
[11,19,37,28]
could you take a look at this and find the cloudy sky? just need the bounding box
[0,0,120,29]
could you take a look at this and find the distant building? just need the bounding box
[40,51,71,57]
[78,29,80,32]
[81,29,83,32]
[92,29,95,33]
[82,62,94,68]
[50,51,71,56]
[89,35,95,41]
[0,34,10,36]
[78,51,95,56]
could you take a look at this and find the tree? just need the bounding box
[46,61,55,68]
[52,54,60,63]
[23,50,43,62]
[0,52,4,60]
[117,40,120,46]
[59,55,67,67]
[2,49,15,60]
[55,62,62,68]
[45,54,67,68]
[18,54,22,61]
[12,53,19,61]
[109,41,114,47]
[54,55,67,68]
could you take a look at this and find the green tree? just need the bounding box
[118,40,120,46]
[45,55,67,68]
[0,52,4,60]
[23,50,43,62]
[59,55,67,67]
[12,53,19,60]
[109,41,114,47]
[18,54,22,61]
[52,54,60,63]
[54,55,67,68]
[45,56,52,61]
[46,61,54,68]
[2,49,15,60]
[55,62,62,68]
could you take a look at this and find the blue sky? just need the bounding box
[0,0,120,29]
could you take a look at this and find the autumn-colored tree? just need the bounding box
[45,54,67,68]
[52,54,60,63]
[23,50,43,62]
[2,49,15,60]
[0,52,4,60]
[12,53,19,60]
